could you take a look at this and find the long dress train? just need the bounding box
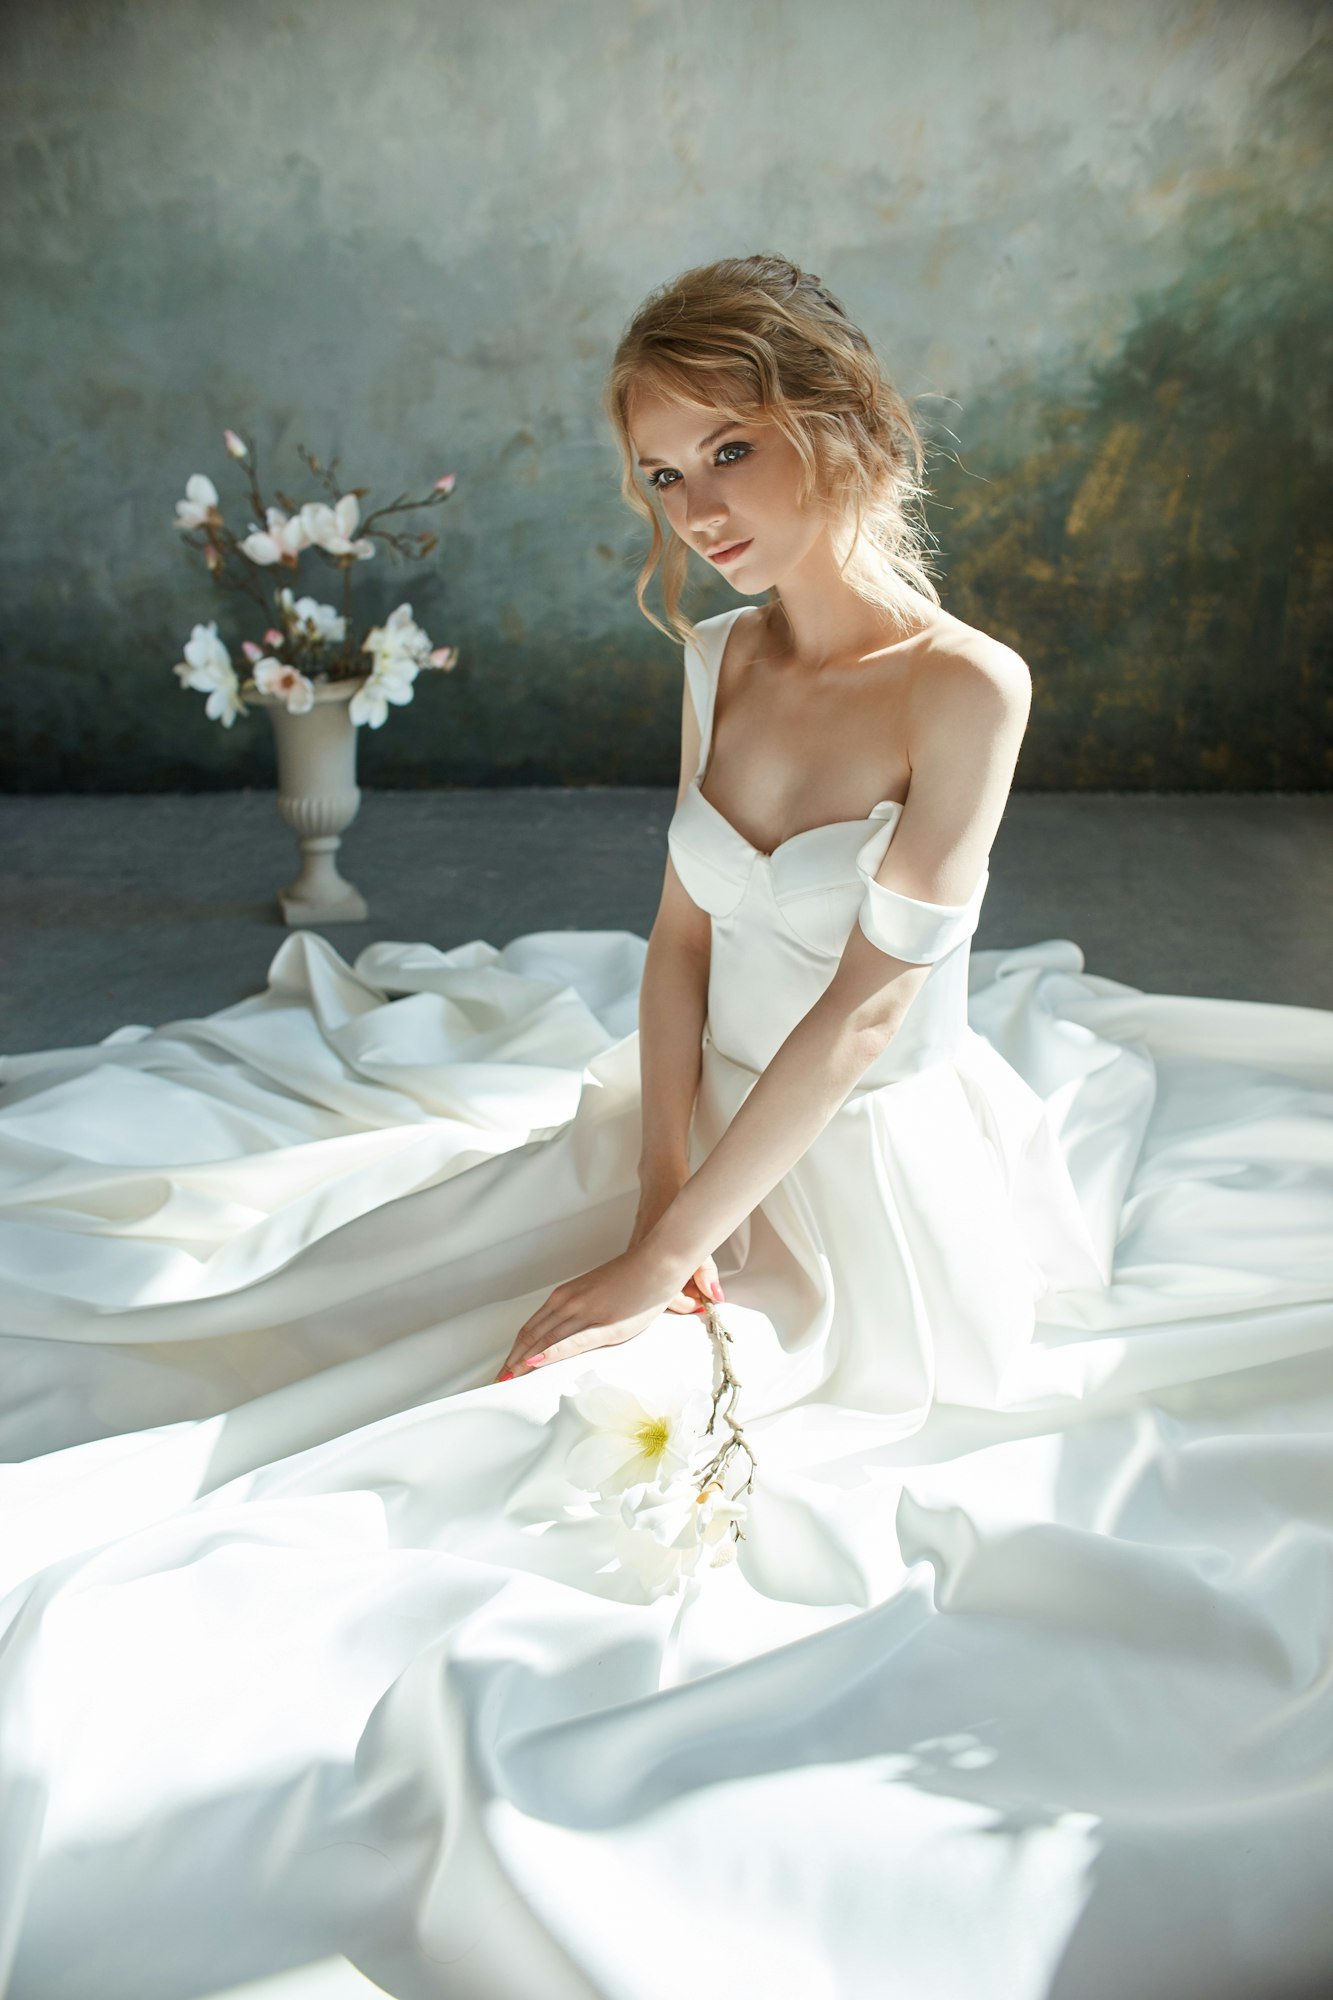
[1,607,1330,2000]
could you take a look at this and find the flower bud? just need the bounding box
[433,473,457,494]
[241,640,264,663]
[224,429,249,460]
[263,628,284,648]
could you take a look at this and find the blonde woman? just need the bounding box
[495,252,1105,1404]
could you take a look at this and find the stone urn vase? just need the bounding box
[249,676,369,925]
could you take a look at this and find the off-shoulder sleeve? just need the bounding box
[855,861,990,965]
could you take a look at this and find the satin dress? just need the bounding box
[669,606,1109,1462]
[1,606,1330,2000]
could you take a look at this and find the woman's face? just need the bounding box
[627,389,832,593]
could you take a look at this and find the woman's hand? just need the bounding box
[491,1236,711,1381]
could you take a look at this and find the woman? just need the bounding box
[3,256,1331,2000]
[495,253,1103,1407]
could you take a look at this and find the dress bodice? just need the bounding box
[666,607,991,1089]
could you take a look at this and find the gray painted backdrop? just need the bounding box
[3,0,1330,792]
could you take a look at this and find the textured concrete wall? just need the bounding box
[2,0,1329,792]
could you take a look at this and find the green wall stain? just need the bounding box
[929,46,1332,789]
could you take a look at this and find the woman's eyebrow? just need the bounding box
[636,422,737,469]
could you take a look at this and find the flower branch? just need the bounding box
[695,1298,760,1514]
[169,427,461,730]
[555,1298,759,1601]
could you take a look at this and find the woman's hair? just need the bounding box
[603,252,942,650]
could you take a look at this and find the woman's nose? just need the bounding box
[687,494,727,537]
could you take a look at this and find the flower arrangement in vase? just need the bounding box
[171,428,460,924]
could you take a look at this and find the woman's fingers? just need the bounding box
[695,1255,724,1305]
[664,1276,707,1313]
[495,1283,580,1375]
[664,1260,724,1314]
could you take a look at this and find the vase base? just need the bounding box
[278,884,369,926]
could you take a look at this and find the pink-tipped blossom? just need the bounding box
[253,656,316,714]
[433,474,457,494]
[174,474,221,533]
[239,506,310,567]
[299,495,376,561]
[223,429,249,461]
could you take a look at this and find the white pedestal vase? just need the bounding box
[250,676,369,925]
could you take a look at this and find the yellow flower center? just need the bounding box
[634,1416,671,1461]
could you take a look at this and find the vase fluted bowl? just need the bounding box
[250,676,369,925]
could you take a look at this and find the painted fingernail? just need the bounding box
[526,1353,547,1368]
[711,1281,724,1302]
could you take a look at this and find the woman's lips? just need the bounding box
[711,538,752,565]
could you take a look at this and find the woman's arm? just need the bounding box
[637,914,709,1185]
[637,669,714,1185]
[646,642,1032,1273]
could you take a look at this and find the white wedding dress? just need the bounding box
[2,605,1331,2000]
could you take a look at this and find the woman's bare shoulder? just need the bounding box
[910,606,1032,712]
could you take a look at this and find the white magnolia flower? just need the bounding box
[551,1371,751,1599]
[564,1381,713,1497]
[362,602,433,669]
[591,1474,747,1599]
[240,506,310,566]
[277,588,346,645]
[349,652,419,729]
[348,604,435,728]
[252,656,316,713]
[174,473,220,532]
[298,495,375,561]
[606,1486,704,1599]
[173,621,246,727]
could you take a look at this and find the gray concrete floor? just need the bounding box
[2,790,1330,1055]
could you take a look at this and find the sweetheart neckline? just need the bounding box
[688,609,907,862]
[686,776,904,862]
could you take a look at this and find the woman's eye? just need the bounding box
[647,440,750,493]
